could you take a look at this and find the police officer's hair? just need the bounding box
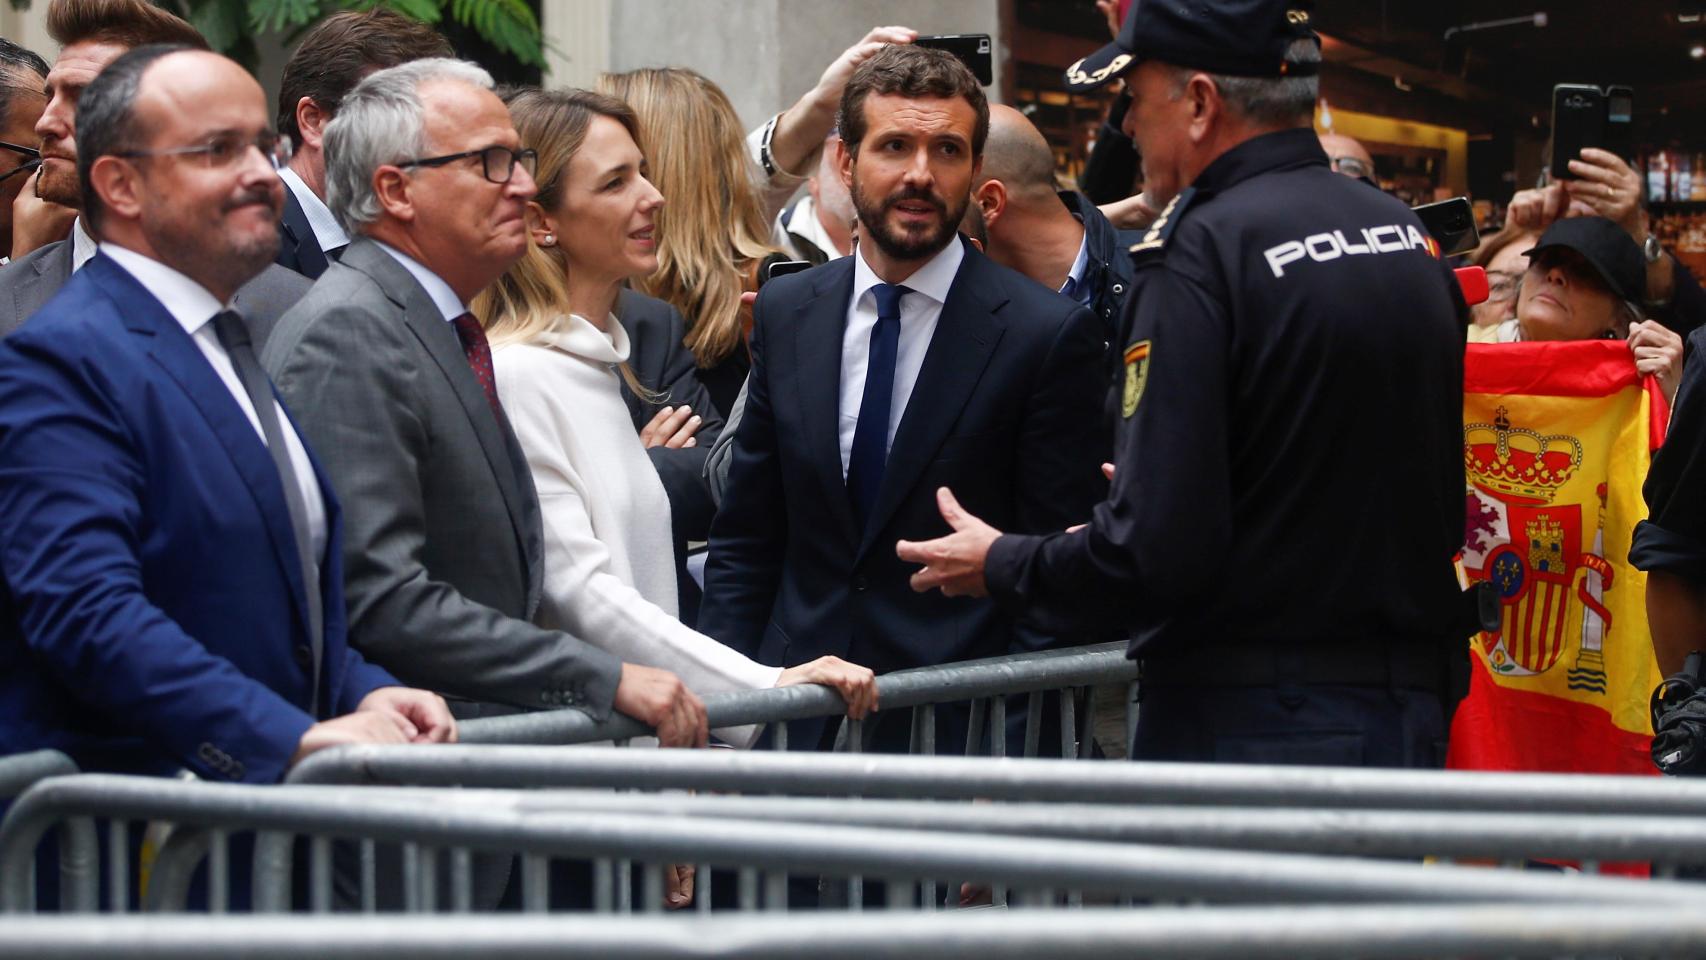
[1171,38,1321,129]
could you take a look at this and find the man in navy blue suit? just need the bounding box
[699,45,1105,753]
[0,45,453,793]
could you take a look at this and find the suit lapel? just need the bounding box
[855,247,1008,560]
[87,255,316,636]
[10,242,72,333]
[792,261,861,549]
[279,189,329,278]
[340,241,537,576]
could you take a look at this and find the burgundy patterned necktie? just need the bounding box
[451,312,504,421]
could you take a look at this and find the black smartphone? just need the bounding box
[1412,197,1480,257]
[1550,83,1605,180]
[1603,84,1635,162]
[760,259,813,287]
[914,34,994,86]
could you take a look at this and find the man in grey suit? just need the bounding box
[262,58,707,746]
[0,0,307,340]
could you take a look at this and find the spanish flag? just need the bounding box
[1448,340,1669,777]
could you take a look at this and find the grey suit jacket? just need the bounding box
[260,238,622,717]
[0,238,311,344]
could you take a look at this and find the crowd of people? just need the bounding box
[3,0,1706,910]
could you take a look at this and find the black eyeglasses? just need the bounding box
[0,140,39,160]
[1329,155,1372,180]
[0,140,39,184]
[114,131,293,171]
[399,145,537,184]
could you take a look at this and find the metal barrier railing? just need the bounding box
[0,751,93,914]
[4,775,1699,915]
[287,742,1705,815]
[456,641,1138,759]
[9,904,1706,958]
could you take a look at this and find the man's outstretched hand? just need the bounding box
[896,487,1002,598]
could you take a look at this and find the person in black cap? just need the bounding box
[898,0,1475,768]
[1497,216,1684,401]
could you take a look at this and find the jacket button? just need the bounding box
[1112,283,1125,294]
[854,576,869,592]
[294,645,313,670]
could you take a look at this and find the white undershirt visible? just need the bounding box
[838,237,964,478]
[372,240,465,322]
[492,314,781,746]
[278,168,350,253]
[1060,231,1090,297]
[101,243,327,565]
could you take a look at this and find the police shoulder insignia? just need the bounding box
[1121,340,1150,418]
[1127,188,1197,260]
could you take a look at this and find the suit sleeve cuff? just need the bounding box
[1632,519,1706,583]
[987,533,1041,606]
[577,646,626,722]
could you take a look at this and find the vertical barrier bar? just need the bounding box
[617,858,633,914]
[359,840,376,913]
[520,854,548,913]
[850,874,863,911]
[773,722,788,752]
[696,863,712,915]
[919,704,936,755]
[1079,685,1099,759]
[400,844,420,913]
[849,719,864,754]
[887,877,915,910]
[417,846,438,914]
[58,818,97,914]
[1024,692,1043,758]
[593,857,614,913]
[963,698,986,756]
[449,848,473,913]
[737,868,758,912]
[991,697,1007,758]
[1059,686,1079,759]
[642,863,664,914]
[1124,679,1140,758]
[309,836,332,914]
[207,829,228,915]
[106,820,128,914]
[763,871,787,913]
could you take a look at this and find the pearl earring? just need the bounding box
[542,234,556,246]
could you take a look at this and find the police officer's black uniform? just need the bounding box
[985,0,1470,767]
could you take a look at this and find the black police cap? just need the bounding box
[1065,0,1321,92]
[1523,217,1647,305]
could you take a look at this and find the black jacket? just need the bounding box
[275,187,331,281]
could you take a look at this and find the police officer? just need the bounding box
[897,0,1470,768]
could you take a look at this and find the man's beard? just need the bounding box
[850,176,967,262]
[143,189,281,294]
[35,151,81,208]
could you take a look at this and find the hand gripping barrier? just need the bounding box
[455,640,1139,758]
[13,903,1706,957]
[6,775,1705,915]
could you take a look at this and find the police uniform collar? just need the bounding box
[1191,128,1328,196]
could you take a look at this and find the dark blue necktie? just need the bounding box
[847,282,908,528]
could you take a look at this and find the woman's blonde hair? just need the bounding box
[598,67,780,369]
[472,87,652,398]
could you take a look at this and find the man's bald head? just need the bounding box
[978,103,1057,201]
[1319,131,1373,179]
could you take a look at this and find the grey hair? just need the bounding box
[1169,37,1321,128]
[324,57,494,235]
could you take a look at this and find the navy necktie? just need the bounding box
[847,282,909,528]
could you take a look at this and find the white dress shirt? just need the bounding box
[71,217,98,273]
[1060,231,1090,299]
[278,168,350,253]
[101,243,328,564]
[838,237,964,477]
[493,315,781,746]
[372,240,465,322]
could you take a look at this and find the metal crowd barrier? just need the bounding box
[457,640,1139,759]
[0,750,94,914]
[0,751,78,800]
[5,775,1702,915]
[11,904,1706,958]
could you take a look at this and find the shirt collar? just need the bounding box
[1061,231,1090,297]
[71,217,98,273]
[850,233,965,308]
[100,243,228,335]
[278,167,350,252]
[371,240,466,322]
[1191,127,1329,196]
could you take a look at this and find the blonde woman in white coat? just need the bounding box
[474,88,877,751]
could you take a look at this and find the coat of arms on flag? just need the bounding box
[1450,340,1668,778]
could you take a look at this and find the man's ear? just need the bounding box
[974,179,1008,230]
[1185,73,1220,144]
[837,136,855,193]
[372,165,415,223]
[526,200,556,247]
[294,97,329,152]
[88,155,143,224]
